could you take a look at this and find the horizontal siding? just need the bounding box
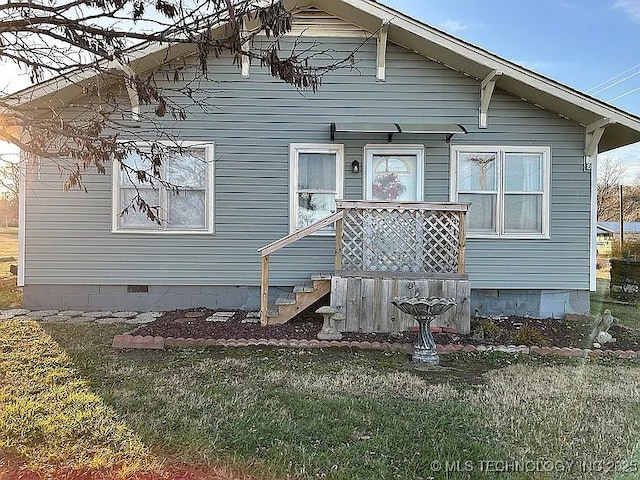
[25,35,589,290]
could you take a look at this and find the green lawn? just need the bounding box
[2,319,640,479]
[591,278,640,330]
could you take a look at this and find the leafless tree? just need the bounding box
[597,156,640,221]
[0,0,362,221]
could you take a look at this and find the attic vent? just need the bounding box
[288,6,370,38]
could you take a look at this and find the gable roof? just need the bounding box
[8,0,640,153]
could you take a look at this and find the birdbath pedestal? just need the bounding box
[391,296,457,368]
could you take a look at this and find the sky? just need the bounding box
[3,0,640,177]
[383,0,640,180]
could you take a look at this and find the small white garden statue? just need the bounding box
[589,309,618,347]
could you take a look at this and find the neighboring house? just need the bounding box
[597,222,640,238]
[596,223,615,256]
[597,221,640,254]
[12,0,640,320]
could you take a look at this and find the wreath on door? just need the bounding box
[372,172,405,201]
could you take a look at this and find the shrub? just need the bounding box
[611,239,640,259]
[471,318,502,340]
[513,327,546,346]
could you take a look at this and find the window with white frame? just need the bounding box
[289,143,344,233]
[113,142,214,233]
[451,146,550,238]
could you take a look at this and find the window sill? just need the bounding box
[111,229,215,235]
[467,233,550,240]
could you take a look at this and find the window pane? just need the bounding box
[168,190,206,229]
[459,193,496,233]
[297,192,335,230]
[298,153,336,190]
[167,148,207,188]
[119,187,160,228]
[504,194,542,233]
[120,152,153,186]
[458,152,497,191]
[505,153,543,191]
[371,154,419,201]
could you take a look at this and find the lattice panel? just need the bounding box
[341,207,461,273]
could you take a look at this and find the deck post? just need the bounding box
[335,215,344,271]
[458,211,466,273]
[260,255,269,325]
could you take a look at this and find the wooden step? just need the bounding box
[310,272,333,281]
[268,279,331,325]
[275,292,297,305]
[293,282,315,293]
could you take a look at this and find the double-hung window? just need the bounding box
[113,142,214,233]
[289,144,344,234]
[451,145,550,238]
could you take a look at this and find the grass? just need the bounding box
[0,227,20,308]
[2,320,640,479]
[1,233,639,477]
[0,320,162,479]
[591,278,640,330]
[0,226,17,277]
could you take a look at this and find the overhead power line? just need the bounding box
[608,85,640,102]
[588,63,640,93]
[592,69,640,95]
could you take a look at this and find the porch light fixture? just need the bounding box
[351,160,360,174]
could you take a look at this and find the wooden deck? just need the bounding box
[258,201,470,331]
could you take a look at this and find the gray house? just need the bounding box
[14,0,640,323]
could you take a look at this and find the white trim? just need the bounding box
[479,70,501,128]
[111,141,215,234]
[289,143,344,235]
[17,151,26,287]
[119,64,140,121]
[450,145,551,239]
[376,23,388,81]
[362,144,425,201]
[8,0,640,149]
[590,153,598,291]
[241,26,250,78]
[335,0,640,135]
[584,118,613,170]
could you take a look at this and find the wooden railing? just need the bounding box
[257,201,469,323]
[335,200,469,274]
[257,211,344,324]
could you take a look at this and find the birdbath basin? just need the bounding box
[392,296,457,368]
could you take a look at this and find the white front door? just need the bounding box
[361,145,425,271]
[364,145,424,201]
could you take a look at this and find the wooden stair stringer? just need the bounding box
[268,279,331,325]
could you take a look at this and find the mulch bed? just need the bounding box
[130,308,640,351]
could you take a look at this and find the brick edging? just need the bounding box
[111,334,640,359]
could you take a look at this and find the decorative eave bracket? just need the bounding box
[241,26,250,78]
[479,70,502,129]
[109,62,140,122]
[376,23,389,82]
[584,117,614,171]
[121,65,140,121]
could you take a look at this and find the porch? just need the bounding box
[258,200,471,334]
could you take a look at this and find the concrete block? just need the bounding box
[73,285,100,294]
[59,294,90,309]
[23,293,64,310]
[98,285,126,294]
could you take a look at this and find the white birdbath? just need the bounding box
[392,296,457,368]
